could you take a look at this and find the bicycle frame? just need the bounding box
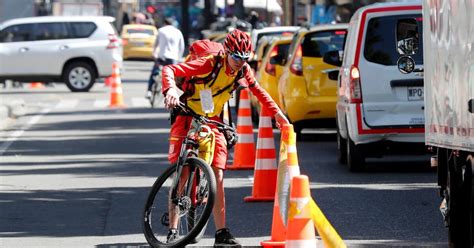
[170,118,214,203]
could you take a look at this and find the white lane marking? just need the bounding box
[55,99,78,109]
[94,100,108,108]
[0,108,51,155]
[131,97,149,107]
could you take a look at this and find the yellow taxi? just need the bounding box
[277,24,348,135]
[121,24,158,60]
[253,37,292,111]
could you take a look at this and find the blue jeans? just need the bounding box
[147,58,176,91]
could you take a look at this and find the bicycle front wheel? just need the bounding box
[143,157,216,247]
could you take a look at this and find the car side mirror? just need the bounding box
[323,50,342,67]
[396,18,419,55]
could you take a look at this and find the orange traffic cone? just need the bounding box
[261,124,301,247]
[244,105,277,202]
[227,88,255,170]
[109,63,126,108]
[286,175,317,248]
[29,82,44,89]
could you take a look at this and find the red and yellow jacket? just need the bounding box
[162,55,280,117]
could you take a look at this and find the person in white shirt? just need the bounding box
[146,17,184,99]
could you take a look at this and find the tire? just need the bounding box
[293,123,303,141]
[63,61,96,92]
[143,158,216,247]
[346,136,365,172]
[447,153,473,247]
[337,127,347,164]
[150,70,162,108]
[150,82,161,108]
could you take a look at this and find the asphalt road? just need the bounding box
[0,61,447,247]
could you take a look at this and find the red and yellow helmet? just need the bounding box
[224,29,252,60]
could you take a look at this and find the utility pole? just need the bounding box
[234,0,244,19]
[181,0,189,47]
[204,0,216,29]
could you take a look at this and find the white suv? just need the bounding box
[330,2,425,171]
[0,16,122,92]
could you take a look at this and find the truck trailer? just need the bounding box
[396,0,473,246]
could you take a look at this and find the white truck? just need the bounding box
[396,0,473,246]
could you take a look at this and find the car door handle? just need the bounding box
[19,47,29,53]
[469,99,473,113]
[60,45,69,50]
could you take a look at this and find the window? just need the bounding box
[127,28,154,36]
[364,14,423,65]
[0,24,34,43]
[270,43,290,65]
[69,22,96,38]
[301,30,346,58]
[34,23,69,40]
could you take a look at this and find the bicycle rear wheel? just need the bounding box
[150,81,161,108]
[143,157,216,247]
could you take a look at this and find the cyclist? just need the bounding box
[162,29,290,247]
[145,17,184,99]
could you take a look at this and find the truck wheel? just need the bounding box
[447,153,473,247]
[347,136,365,172]
[337,127,347,164]
[63,61,96,92]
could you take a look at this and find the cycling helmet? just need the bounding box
[223,29,252,60]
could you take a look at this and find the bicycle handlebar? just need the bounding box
[176,103,235,132]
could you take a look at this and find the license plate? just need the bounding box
[132,42,144,46]
[407,86,424,101]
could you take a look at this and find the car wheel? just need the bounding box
[337,127,347,164]
[293,123,303,141]
[346,136,365,172]
[64,62,96,92]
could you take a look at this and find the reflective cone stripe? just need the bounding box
[286,175,317,248]
[245,106,277,202]
[109,62,126,108]
[228,88,255,170]
[261,124,300,247]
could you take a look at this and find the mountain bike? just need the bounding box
[149,64,162,108]
[143,103,237,247]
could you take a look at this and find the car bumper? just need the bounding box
[123,47,153,59]
[285,95,337,123]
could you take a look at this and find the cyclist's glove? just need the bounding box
[224,129,238,149]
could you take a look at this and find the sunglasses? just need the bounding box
[230,53,250,61]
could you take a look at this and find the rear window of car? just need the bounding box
[301,30,346,58]
[269,43,291,64]
[126,28,154,36]
[0,24,34,42]
[69,22,97,38]
[364,14,423,65]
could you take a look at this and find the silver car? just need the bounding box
[0,16,122,92]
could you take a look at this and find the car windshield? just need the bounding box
[301,30,346,58]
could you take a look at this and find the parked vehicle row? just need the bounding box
[251,1,427,172]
